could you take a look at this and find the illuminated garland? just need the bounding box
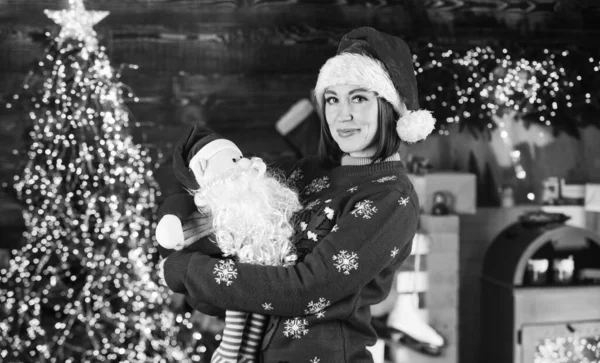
[0,1,205,362]
[414,43,600,138]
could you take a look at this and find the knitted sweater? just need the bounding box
[164,154,419,363]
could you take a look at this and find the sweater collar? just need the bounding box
[332,153,404,179]
[340,153,401,166]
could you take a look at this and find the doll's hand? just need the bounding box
[156,215,186,250]
[182,210,214,246]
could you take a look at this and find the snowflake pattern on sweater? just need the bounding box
[213,259,238,286]
[262,303,273,311]
[304,176,330,196]
[288,168,303,185]
[163,156,420,363]
[305,199,321,210]
[283,318,309,339]
[350,199,378,219]
[374,175,398,183]
[304,298,331,319]
[332,250,359,275]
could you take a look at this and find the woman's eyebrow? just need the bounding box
[349,88,370,95]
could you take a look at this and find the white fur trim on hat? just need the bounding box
[189,139,242,169]
[314,53,401,113]
[396,110,436,143]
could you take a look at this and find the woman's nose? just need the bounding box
[337,103,353,122]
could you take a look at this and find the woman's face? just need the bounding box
[324,84,379,158]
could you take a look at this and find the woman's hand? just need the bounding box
[182,210,214,245]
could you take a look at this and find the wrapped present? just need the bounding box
[585,184,600,212]
[408,173,477,214]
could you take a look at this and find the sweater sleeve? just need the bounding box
[163,186,418,317]
[158,193,197,220]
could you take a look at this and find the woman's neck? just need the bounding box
[340,153,401,166]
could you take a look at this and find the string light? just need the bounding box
[0,1,205,362]
[415,43,600,137]
[535,335,600,363]
[413,43,600,182]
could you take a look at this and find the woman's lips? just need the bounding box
[337,129,359,137]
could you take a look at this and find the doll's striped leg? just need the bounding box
[238,313,267,362]
[211,310,249,363]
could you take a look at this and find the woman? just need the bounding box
[161,27,435,362]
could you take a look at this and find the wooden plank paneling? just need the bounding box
[0,33,338,73]
[1,71,319,128]
[110,40,334,74]
[0,0,420,28]
[0,1,416,32]
[0,70,315,197]
[2,0,598,45]
[118,72,317,98]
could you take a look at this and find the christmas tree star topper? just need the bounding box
[44,0,109,49]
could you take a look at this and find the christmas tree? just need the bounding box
[0,1,206,362]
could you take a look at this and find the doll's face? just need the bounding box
[190,148,254,186]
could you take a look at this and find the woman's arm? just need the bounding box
[163,186,418,317]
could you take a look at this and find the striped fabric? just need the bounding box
[239,313,267,361]
[211,311,265,363]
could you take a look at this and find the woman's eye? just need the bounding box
[352,95,368,103]
[325,97,338,105]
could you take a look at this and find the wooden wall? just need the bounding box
[2,1,600,361]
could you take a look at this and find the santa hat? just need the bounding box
[173,124,242,190]
[314,27,435,143]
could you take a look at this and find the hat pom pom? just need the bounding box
[396,110,436,143]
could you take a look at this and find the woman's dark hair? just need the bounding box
[317,97,401,165]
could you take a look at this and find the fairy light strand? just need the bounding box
[413,43,600,182]
[414,43,600,136]
[0,1,206,362]
[535,335,600,363]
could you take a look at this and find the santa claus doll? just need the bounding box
[156,125,301,363]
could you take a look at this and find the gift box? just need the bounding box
[585,184,600,212]
[408,173,477,214]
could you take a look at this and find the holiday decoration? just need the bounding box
[157,125,302,362]
[407,172,476,214]
[44,0,108,51]
[387,232,445,357]
[0,1,205,362]
[585,183,600,212]
[431,191,450,216]
[405,154,433,176]
[535,336,600,363]
[414,43,600,138]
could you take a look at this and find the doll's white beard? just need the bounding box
[193,159,302,265]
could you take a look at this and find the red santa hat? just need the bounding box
[314,27,435,143]
[173,124,242,190]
